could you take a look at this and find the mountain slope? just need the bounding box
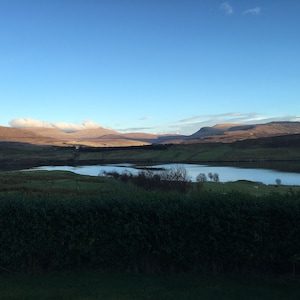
[185,122,300,143]
[0,126,62,145]
[1,121,300,146]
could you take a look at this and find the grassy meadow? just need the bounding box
[1,135,300,171]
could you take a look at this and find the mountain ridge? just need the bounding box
[1,121,300,147]
[184,122,300,143]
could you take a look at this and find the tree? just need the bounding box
[160,166,191,193]
[212,173,219,183]
[196,173,207,183]
[196,173,207,191]
[275,178,282,186]
[161,166,190,182]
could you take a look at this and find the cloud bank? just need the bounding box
[219,3,261,16]
[220,2,233,15]
[114,113,300,135]
[169,112,300,135]
[242,7,261,15]
[10,118,102,132]
[9,114,300,135]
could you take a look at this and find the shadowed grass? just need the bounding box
[1,171,300,298]
[198,180,300,196]
[0,271,300,300]
[1,170,300,197]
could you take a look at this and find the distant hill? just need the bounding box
[1,121,300,147]
[0,126,184,146]
[184,122,300,143]
[0,126,61,145]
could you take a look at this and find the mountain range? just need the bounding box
[1,121,300,147]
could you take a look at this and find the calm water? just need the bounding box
[29,163,300,186]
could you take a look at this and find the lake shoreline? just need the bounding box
[1,158,300,173]
[0,159,297,169]
[23,162,300,186]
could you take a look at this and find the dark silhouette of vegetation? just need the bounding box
[101,166,191,193]
[212,173,219,183]
[207,172,219,183]
[196,173,207,190]
[1,189,300,274]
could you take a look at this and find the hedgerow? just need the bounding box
[0,190,300,274]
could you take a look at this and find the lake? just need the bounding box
[28,163,300,186]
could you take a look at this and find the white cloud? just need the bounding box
[220,2,233,15]
[9,115,300,136]
[242,7,261,15]
[10,118,53,128]
[52,120,101,132]
[169,113,300,135]
[138,116,152,121]
[117,126,155,133]
[9,118,101,132]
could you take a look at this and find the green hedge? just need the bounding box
[1,190,300,273]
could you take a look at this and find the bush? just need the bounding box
[101,166,192,193]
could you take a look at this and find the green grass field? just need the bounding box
[1,170,300,299]
[1,170,299,197]
[1,137,300,171]
[1,270,300,300]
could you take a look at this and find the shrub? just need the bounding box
[101,166,192,193]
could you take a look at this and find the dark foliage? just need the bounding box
[1,190,300,274]
[102,167,191,193]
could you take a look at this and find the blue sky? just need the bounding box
[1,0,300,134]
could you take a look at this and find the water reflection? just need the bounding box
[31,163,300,186]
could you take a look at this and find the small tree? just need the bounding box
[275,178,282,186]
[208,172,213,181]
[212,173,219,183]
[161,166,190,182]
[196,173,207,183]
[160,166,191,193]
[196,173,207,191]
